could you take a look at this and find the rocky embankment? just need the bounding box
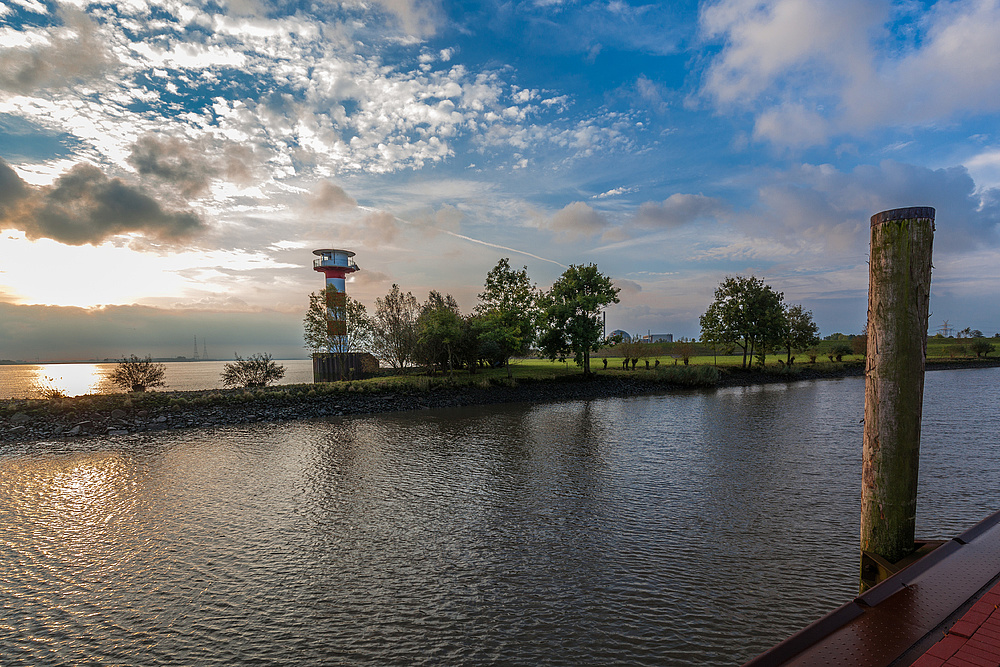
[2,359,997,445]
[1,375,671,444]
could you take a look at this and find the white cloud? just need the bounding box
[965,148,1000,192]
[635,193,729,228]
[548,201,611,239]
[701,0,1000,146]
[594,185,638,199]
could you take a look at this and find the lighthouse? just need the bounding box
[312,249,366,382]
[312,248,359,352]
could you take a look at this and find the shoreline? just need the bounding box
[2,359,998,445]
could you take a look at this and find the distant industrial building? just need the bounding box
[642,333,673,343]
[609,329,631,343]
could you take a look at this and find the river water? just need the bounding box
[0,360,315,399]
[2,368,999,665]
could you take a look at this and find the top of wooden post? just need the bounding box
[871,207,936,227]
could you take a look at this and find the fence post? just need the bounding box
[861,207,935,584]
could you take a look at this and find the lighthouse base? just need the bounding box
[312,353,379,382]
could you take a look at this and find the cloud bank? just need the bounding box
[0,160,205,245]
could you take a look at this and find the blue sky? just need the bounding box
[1,0,999,361]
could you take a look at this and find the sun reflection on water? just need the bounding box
[25,363,116,398]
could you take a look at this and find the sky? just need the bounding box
[1,0,999,362]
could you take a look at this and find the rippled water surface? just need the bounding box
[2,368,999,665]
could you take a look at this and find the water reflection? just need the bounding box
[1,370,999,665]
[1,363,116,398]
[38,363,115,397]
[0,360,315,398]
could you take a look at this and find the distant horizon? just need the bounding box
[0,356,314,366]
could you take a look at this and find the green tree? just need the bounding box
[476,310,523,374]
[415,291,463,374]
[109,354,167,392]
[221,353,286,388]
[699,276,785,368]
[780,304,820,364]
[457,313,495,372]
[538,264,620,374]
[371,284,420,372]
[476,258,540,377]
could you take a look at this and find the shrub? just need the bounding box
[221,353,286,389]
[970,340,996,358]
[110,355,167,392]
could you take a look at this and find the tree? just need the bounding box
[371,284,420,372]
[109,355,167,392]
[221,353,286,388]
[476,258,540,376]
[538,264,620,374]
[458,313,496,371]
[303,285,373,355]
[699,276,784,368]
[475,310,522,373]
[676,341,697,365]
[414,291,463,373]
[616,338,645,369]
[780,304,820,364]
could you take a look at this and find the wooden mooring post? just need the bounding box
[860,206,935,589]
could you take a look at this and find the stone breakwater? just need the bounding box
[1,376,668,444]
[2,360,994,445]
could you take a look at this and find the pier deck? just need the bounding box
[746,510,1000,666]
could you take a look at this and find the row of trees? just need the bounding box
[699,275,820,367]
[304,259,620,376]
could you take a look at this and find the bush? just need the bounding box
[221,353,286,388]
[970,340,996,358]
[110,355,167,392]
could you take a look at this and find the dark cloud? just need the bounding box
[0,9,112,93]
[0,159,205,246]
[0,160,30,215]
[128,135,259,198]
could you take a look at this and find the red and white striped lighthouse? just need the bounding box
[313,248,359,352]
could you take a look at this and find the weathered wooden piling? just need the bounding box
[861,207,935,582]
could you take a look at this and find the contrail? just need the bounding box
[358,206,566,268]
[439,230,566,268]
